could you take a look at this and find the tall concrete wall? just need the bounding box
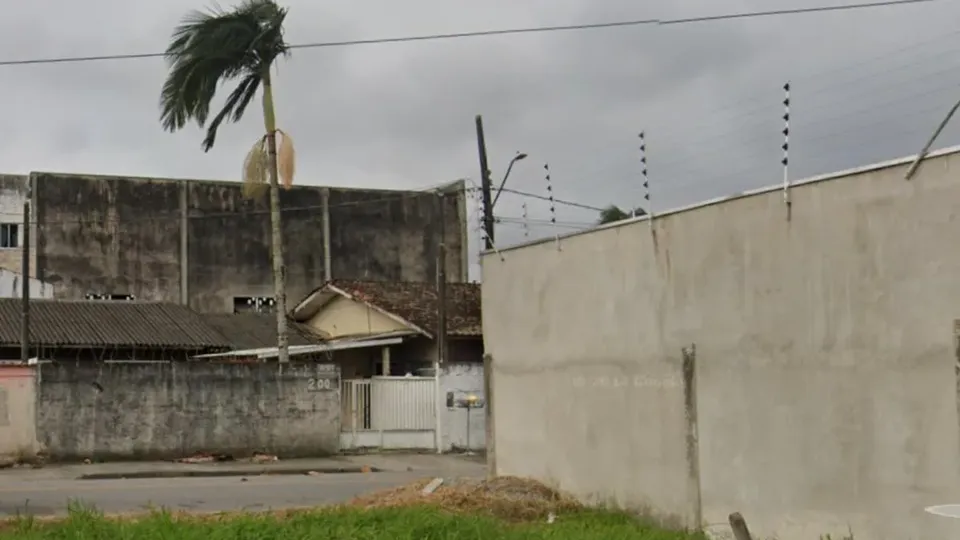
[481,149,960,539]
[37,362,340,460]
[22,172,467,312]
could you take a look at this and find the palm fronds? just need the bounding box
[159,0,290,152]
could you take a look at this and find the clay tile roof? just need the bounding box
[0,299,232,350]
[327,280,482,337]
[200,313,325,350]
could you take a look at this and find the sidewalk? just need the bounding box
[0,453,486,482]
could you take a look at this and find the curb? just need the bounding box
[77,466,381,480]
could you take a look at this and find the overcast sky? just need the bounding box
[0,0,957,278]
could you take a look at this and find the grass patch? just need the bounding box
[0,503,704,539]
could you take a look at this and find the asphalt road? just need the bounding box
[0,471,431,517]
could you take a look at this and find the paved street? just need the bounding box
[0,471,431,516]
[0,454,486,517]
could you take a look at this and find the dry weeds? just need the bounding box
[346,476,584,522]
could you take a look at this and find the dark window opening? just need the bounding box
[0,224,19,249]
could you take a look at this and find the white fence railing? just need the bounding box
[342,377,435,432]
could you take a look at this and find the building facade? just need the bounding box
[0,173,468,313]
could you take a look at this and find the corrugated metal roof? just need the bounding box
[0,299,232,349]
[200,312,325,349]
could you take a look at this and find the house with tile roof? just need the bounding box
[290,280,485,452]
[291,279,482,377]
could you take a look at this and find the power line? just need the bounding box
[497,215,595,228]
[496,187,605,212]
[0,184,446,227]
[0,182,602,227]
[570,21,960,153]
[0,0,935,67]
[659,0,932,25]
[569,53,960,185]
[459,180,605,212]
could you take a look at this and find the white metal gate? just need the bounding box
[341,377,435,433]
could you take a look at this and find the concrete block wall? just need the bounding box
[37,362,341,460]
[481,149,960,539]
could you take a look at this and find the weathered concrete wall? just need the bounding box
[439,361,486,451]
[33,173,181,302]
[0,269,53,299]
[185,181,328,312]
[37,361,340,460]
[326,187,463,283]
[29,173,467,311]
[481,149,960,539]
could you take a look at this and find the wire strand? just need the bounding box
[0,0,935,67]
[0,183,603,227]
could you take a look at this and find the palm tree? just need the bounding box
[159,0,296,363]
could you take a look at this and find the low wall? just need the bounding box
[439,362,486,451]
[37,362,340,460]
[0,366,38,460]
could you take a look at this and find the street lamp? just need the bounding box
[491,151,528,209]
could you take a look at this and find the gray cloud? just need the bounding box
[0,0,957,279]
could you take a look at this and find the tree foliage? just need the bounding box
[597,204,647,225]
[158,0,290,152]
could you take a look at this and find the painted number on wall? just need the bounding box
[307,378,335,392]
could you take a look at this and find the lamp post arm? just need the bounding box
[491,159,518,209]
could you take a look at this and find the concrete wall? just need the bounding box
[0,269,53,299]
[23,172,467,312]
[0,366,38,460]
[37,361,341,460]
[439,361,486,451]
[481,149,960,539]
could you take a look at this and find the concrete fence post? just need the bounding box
[682,344,702,529]
[483,353,495,479]
[729,512,755,540]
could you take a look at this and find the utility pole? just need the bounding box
[21,176,30,365]
[475,115,495,250]
[435,190,448,454]
[437,191,448,363]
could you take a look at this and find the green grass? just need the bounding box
[0,503,704,540]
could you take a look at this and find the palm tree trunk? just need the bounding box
[261,69,289,364]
